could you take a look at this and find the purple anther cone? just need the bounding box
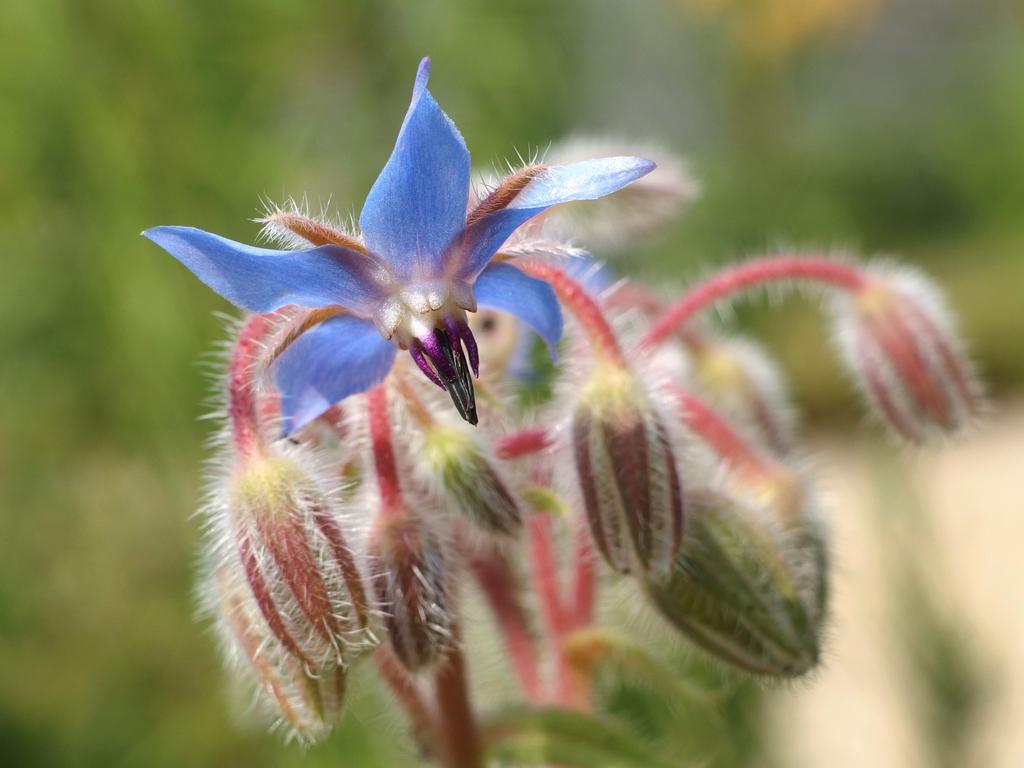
[411,327,478,424]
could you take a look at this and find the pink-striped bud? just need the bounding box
[572,365,685,578]
[206,562,348,741]
[831,265,982,442]
[221,450,373,671]
[683,330,796,455]
[368,506,452,672]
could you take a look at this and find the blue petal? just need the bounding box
[144,226,390,315]
[359,58,471,280]
[273,314,397,434]
[453,157,656,281]
[473,262,562,353]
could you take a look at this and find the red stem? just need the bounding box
[670,386,769,473]
[373,647,436,754]
[228,314,273,457]
[570,516,597,629]
[518,261,626,366]
[495,427,553,460]
[501,424,599,704]
[468,550,543,703]
[434,630,483,768]
[529,512,593,708]
[366,385,402,513]
[640,255,866,350]
[528,513,570,641]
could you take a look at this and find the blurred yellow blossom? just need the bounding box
[684,0,884,63]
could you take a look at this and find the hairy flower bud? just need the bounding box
[572,365,685,577]
[220,450,373,670]
[421,424,522,536]
[643,481,827,678]
[684,330,796,455]
[206,562,348,741]
[831,264,982,442]
[368,506,453,671]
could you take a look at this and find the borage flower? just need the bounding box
[145,58,653,433]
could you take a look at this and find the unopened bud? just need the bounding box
[831,264,982,442]
[684,330,796,455]
[224,450,373,670]
[207,563,347,741]
[643,480,827,678]
[368,506,452,672]
[572,365,685,577]
[421,424,522,536]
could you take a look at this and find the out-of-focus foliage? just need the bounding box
[1,0,1021,766]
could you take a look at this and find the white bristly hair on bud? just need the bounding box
[829,260,984,443]
[254,195,362,251]
[640,463,830,678]
[200,433,378,655]
[199,555,349,743]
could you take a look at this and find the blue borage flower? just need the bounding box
[144,58,654,434]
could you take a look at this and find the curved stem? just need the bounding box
[669,386,771,472]
[518,261,626,366]
[366,384,402,513]
[229,314,273,458]
[640,255,867,350]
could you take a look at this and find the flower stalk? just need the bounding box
[467,549,543,703]
[433,626,483,768]
[518,260,626,366]
[639,254,866,350]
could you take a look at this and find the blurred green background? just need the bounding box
[1,0,1022,766]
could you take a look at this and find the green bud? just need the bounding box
[421,425,521,536]
[643,487,828,677]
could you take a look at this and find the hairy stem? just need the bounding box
[494,423,598,705]
[228,314,273,458]
[468,549,543,703]
[640,254,866,350]
[570,516,597,629]
[366,384,402,513]
[528,512,593,708]
[434,628,483,768]
[374,646,436,755]
[529,513,570,641]
[669,386,791,486]
[519,261,626,366]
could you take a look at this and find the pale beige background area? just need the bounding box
[771,404,1024,768]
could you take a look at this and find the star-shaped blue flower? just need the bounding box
[145,58,654,434]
